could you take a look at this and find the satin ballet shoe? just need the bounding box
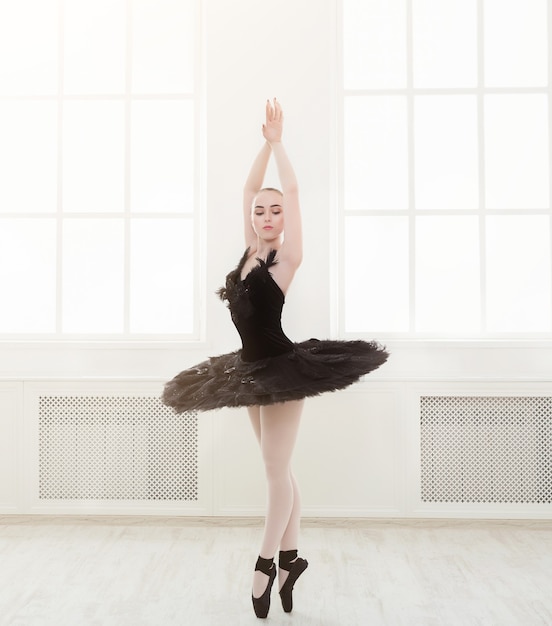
[278,549,309,613]
[252,556,276,619]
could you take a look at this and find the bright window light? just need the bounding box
[485,95,549,210]
[485,0,548,87]
[63,101,126,213]
[0,101,57,213]
[412,0,477,88]
[415,216,480,332]
[130,219,194,333]
[414,95,478,210]
[0,0,198,339]
[130,100,195,213]
[344,96,408,210]
[62,219,125,333]
[0,0,58,96]
[132,0,195,94]
[343,0,407,89]
[344,217,410,332]
[342,0,552,337]
[486,216,551,332]
[0,219,56,332]
[63,0,126,95]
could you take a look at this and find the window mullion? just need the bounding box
[56,0,64,336]
[123,0,132,336]
[477,0,487,334]
[548,0,552,332]
[406,0,416,334]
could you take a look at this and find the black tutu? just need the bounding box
[162,249,389,413]
[162,338,388,412]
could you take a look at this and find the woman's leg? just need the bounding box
[277,470,302,589]
[248,405,262,445]
[248,400,304,598]
[279,471,301,551]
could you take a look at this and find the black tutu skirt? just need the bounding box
[162,339,389,413]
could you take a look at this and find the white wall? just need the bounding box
[0,0,551,517]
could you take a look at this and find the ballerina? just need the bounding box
[163,98,388,618]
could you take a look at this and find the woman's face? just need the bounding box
[251,190,284,241]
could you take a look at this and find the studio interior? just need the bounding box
[1,1,551,624]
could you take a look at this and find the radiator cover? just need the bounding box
[38,395,198,501]
[420,396,552,504]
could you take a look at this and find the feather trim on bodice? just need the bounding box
[217,248,279,315]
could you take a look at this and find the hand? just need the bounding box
[262,98,283,143]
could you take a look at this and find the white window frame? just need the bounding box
[0,0,203,344]
[336,0,552,343]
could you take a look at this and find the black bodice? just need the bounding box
[218,249,294,362]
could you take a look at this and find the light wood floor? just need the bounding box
[1,516,551,626]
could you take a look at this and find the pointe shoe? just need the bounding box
[252,556,277,619]
[278,549,309,613]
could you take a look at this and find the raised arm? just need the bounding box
[263,99,303,268]
[243,141,271,250]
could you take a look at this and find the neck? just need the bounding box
[256,238,281,257]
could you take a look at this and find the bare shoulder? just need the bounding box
[271,247,301,295]
[278,240,302,271]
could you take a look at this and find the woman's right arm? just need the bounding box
[243,141,271,250]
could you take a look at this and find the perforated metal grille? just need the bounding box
[39,396,198,501]
[420,396,552,504]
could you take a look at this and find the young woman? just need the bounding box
[162,99,389,619]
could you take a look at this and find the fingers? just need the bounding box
[273,97,282,121]
[265,98,283,122]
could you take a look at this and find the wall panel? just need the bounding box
[0,383,22,512]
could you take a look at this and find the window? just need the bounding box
[341,0,551,337]
[0,0,199,338]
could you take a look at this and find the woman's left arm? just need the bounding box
[263,99,303,269]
